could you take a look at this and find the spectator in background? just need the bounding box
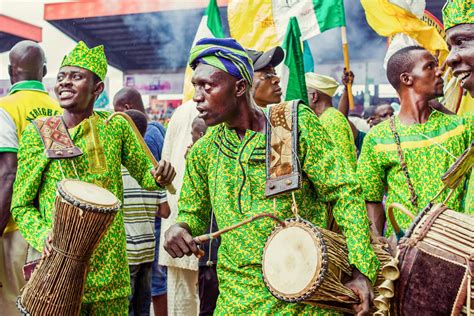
[121,109,167,316]
[114,88,169,316]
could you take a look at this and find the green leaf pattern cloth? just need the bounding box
[177,104,379,315]
[357,111,473,237]
[11,111,159,303]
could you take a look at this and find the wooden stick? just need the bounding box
[193,213,286,244]
[105,112,176,194]
[341,26,355,110]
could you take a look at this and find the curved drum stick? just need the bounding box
[106,112,177,194]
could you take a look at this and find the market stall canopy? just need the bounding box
[0,15,42,53]
[44,0,228,72]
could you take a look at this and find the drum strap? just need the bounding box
[32,116,83,159]
[389,116,419,208]
[265,100,302,198]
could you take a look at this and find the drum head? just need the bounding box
[262,218,325,301]
[58,179,120,210]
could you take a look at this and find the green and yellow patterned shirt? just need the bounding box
[319,107,358,171]
[357,110,473,237]
[11,111,159,303]
[177,104,379,315]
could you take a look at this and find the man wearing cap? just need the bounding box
[444,0,474,213]
[306,72,358,171]
[164,37,379,315]
[357,45,472,239]
[246,46,284,108]
[11,41,175,313]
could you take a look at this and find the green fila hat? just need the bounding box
[61,41,107,80]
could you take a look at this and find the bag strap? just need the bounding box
[265,100,301,197]
[389,116,418,209]
[32,116,82,159]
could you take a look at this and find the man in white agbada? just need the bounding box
[159,100,200,315]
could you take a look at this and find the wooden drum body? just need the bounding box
[18,179,120,316]
[262,218,361,313]
[395,204,474,316]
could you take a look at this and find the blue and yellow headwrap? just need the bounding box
[189,38,254,86]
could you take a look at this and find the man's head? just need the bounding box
[305,73,339,115]
[191,116,208,144]
[369,104,394,127]
[386,46,444,99]
[189,38,254,127]
[55,41,107,112]
[247,47,284,107]
[113,87,145,113]
[444,0,474,96]
[125,109,148,137]
[8,40,46,84]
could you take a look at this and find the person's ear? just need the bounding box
[42,64,47,77]
[8,65,12,78]
[313,90,319,103]
[235,79,247,97]
[400,73,413,86]
[93,80,105,97]
[124,103,131,110]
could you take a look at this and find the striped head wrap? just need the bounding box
[189,38,254,86]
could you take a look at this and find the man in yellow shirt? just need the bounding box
[0,40,61,314]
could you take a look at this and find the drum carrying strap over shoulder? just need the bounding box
[265,100,302,197]
[32,116,83,159]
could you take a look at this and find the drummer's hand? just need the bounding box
[43,232,53,258]
[344,268,374,316]
[151,160,176,187]
[164,223,202,258]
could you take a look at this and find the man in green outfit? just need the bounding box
[357,45,472,238]
[305,72,358,171]
[164,37,378,315]
[444,0,474,213]
[11,41,175,314]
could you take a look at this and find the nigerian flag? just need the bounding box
[182,0,225,102]
[272,0,346,41]
[281,17,308,105]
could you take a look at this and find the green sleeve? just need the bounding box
[176,138,212,236]
[319,109,357,171]
[357,131,386,202]
[119,116,160,191]
[11,124,51,252]
[298,105,379,283]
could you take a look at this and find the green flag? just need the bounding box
[281,17,308,105]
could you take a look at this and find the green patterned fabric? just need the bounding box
[61,41,107,80]
[443,0,474,30]
[177,104,379,315]
[319,107,357,171]
[11,111,160,305]
[357,111,473,237]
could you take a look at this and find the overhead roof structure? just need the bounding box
[44,0,447,72]
[44,0,228,72]
[0,15,42,53]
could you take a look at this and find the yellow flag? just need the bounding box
[360,0,449,63]
[227,0,280,51]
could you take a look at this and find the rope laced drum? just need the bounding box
[262,217,398,314]
[17,179,121,316]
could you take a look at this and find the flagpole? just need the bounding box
[341,26,355,110]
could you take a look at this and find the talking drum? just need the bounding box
[393,203,474,316]
[17,179,121,316]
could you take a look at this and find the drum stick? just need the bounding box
[193,213,286,244]
[105,112,176,194]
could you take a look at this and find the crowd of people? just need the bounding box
[0,0,472,315]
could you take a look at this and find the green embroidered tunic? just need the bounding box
[357,110,473,237]
[11,111,159,303]
[177,104,379,315]
[319,107,358,171]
